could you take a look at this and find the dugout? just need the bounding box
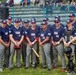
[0,7,9,19]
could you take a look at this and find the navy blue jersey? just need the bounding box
[21,26,29,36]
[0,26,9,41]
[9,26,24,40]
[6,24,14,30]
[64,26,76,42]
[27,25,40,42]
[47,24,52,32]
[52,25,64,42]
[39,28,51,43]
[72,21,76,29]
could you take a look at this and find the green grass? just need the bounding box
[0,0,6,2]
[0,67,67,75]
[0,54,76,75]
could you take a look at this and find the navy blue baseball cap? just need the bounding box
[31,17,36,21]
[69,13,75,17]
[18,18,22,22]
[14,18,19,23]
[7,16,12,20]
[2,20,7,24]
[67,19,72,24]
[41,21,47,25]
[31,18,36,24]
[24,19,29,23]
[54,18,60,23]
[55,16,60,19]
[43,17,49,21]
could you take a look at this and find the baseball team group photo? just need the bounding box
[0,0,76,75]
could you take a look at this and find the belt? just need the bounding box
[3,40,9,42]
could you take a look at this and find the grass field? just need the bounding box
[0,54,76,75]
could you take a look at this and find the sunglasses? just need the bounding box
[55,22,59,23]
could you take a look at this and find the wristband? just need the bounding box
[57,41,60,44]
[32,42,34,44]
[68,41,71,44]
[64,41,66,44]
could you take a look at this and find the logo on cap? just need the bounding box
[2,20,7,24]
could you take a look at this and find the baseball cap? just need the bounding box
[43,18,49,21]
[55,16,60,19]
[31,18,36,24]
[67,19,72,24]
[14,18,19,23]
[24,19,29,23]
[18,18,22,22]
[69,13,75,17]
[7,16,12,20]
[54,18,60,23]
[41,21,47,25]
[2,20,7,24]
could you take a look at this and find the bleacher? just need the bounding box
[0,3,76,26]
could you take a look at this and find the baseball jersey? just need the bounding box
[21,26,28,36]
[27,25,40,42]
[6,24,14,33]
[64,26,76,42]
[0,26,9,41]
[52,25,64,42]
[47,24,52,32]
[72,21,76,29]
[9,26,24,40]
[6,24,13,30]
[39,28,51,43]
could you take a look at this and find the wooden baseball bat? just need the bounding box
[23,42,39,57]
[31,48,39,58]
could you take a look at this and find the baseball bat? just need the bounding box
[31,48,39,58]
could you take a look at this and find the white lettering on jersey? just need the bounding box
[41,34,44,36]
[75,33,76,36]
[25,31,27,34]
[43,37,45,39]
[31,33,35,36]
[56,35,59,38]
[5,32,8,35]
[54,32,58,35]
[15,32,20,34]
[48,33,51,36]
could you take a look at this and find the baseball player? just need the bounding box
[6,16,14,30]
[25,18,39,69]
[43,17,53,64]
[51,18,66,72]
[69,13,76,28]
[69,13,76,63]
[55,16,65,27]
[9,18,24,69]
[3,16,13,68]
[0,20,10,71]
[22,19,30,65]
[43,17,52,32]
[31,18,40,65]
[39,21,52,71]
[63,19,76,62]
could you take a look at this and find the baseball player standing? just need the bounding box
[39,21,52,71]
[25,18,39,69]
[69,13,76,63]
[51,18,66,72]
[22,19,30,65]
[9,18,24,69]
[0,20,10,71]
[3,16,13,68]
[63,19,76,62]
